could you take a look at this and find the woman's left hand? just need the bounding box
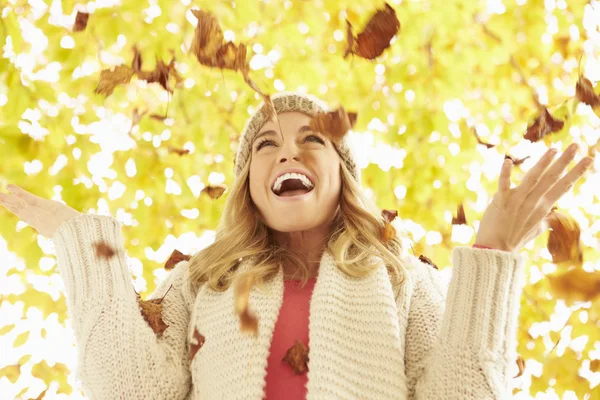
[474,143,594,253]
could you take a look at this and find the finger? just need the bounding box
[520,144,580,210]
[6,185,45,208]
[0,194,25,216]
[543,156,594,204]
[516,147,559,196]
[499,158,513,192]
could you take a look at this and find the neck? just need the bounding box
[272,224,331,280]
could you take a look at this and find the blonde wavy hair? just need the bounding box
[187,151,408,293]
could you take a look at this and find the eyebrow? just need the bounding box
[252,125,313,145]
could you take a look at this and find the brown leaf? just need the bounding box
[524,107,565,143]
[190,9,248,73]
[345,3,400,60]
[282,340,309,375]
[418,255,438,270]
[149,114,167,121]
[135,285,173,336]
[94,65,134,97]
[309,107,357,143]
[452,204,467,225]
[242,73,278,123]
[202,184,227,199]
[514,355,525,378]
[547,211,583,266]
[504,154,530,166]
[547,268,600,304]
[165,249,191,271]
[473,128,495,148]
[575,76,600,108]
[233,275,258,336]
[189,327,206,361]
[73,11,89,32]
[131,46,143,73]
[590,359,600,373]
[380,209,398,242]
[382,209,398,223]
[93,241,117,259]
[168,146,191,156]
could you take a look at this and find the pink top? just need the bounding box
[264,277,317,399]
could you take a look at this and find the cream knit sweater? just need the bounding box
[51,214,525,400]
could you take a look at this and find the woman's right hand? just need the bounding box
[0,184,82,239]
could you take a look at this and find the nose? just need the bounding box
[277,140,301,164]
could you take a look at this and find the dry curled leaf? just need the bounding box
[131,46,143,73]
[344,3,400,60]
[282,340,309,375]
[547,268,600,304]
[168,146,191,156]
[73,11,89,32]
[242,72,278,123]
[202,184,227,199]
[504,154,530,166]
[418,255,438,270]
[165,249,191,271]
[473,128,495,149]
[309,107,357,143]
[135,285,173,336]
[190,9,249,73]
[514,355,525,378]
[452,204,467,225]
[93,241,117,259]
[380,209,398,242]
[94,65,135,97]
[234,275,258,336]
[524,107,564,143]
[575,76,600,108]
[547,211,583,267]
[189,327,206,361]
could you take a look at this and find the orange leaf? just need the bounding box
[345,3,400,60]
[514,355,525,378]
[168,146,191,156]
[135,285,173,336]
[282,340,309,375]
[524,107,564,143]
[93,241,117,259]
[575,76,600,108]
[202,184,227,199]
[165,249,191,271]
[233,275,258,336]
[547,268,600,304]
[94,66,134,97]
[189,327,206,361]
[451,204,467,225]
[308,107,357,144]
[547,211,583,267]
[380,209,398,242]
[73,11,89,32]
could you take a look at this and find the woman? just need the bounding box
[0,92,593,400]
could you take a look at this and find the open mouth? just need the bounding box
[272,175,315,197]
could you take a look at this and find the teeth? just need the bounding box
[272,173,315,193]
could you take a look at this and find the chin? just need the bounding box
[266,216,324,233]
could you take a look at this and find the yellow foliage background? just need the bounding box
[1,0,600,398]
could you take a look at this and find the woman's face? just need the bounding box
[249,111,342,233]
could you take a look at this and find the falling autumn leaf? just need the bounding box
[93,241,117,259]
[282,340,309,375]
[451,204,467,225]
[547,268,600,304]
[309,107,357,143]
[504,154,530,166]
[381,209,398,242]
[418,255,438,270]
[73,11,89,32]
[94,65,135,97]
[473,128,495,148]
[514,355,525,378]
[189,327,206,361]
[168,146,191,156]
[547,211,583,267]
[590,359,600,373]
[233,274,258,336]
[165,249,191,270]
[575,76,600,108]
[202,184,227,199]
[344,3,400,60]
[524,107,564,143]
[131,46,143,73]
[135,285,173,336]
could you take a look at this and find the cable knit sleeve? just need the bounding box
[51,214,198,400]
[403,246,525,400]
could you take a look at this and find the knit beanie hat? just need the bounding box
[234,92,360,183]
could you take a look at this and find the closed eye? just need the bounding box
[305,135,325,144]
[255,135,325,151]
